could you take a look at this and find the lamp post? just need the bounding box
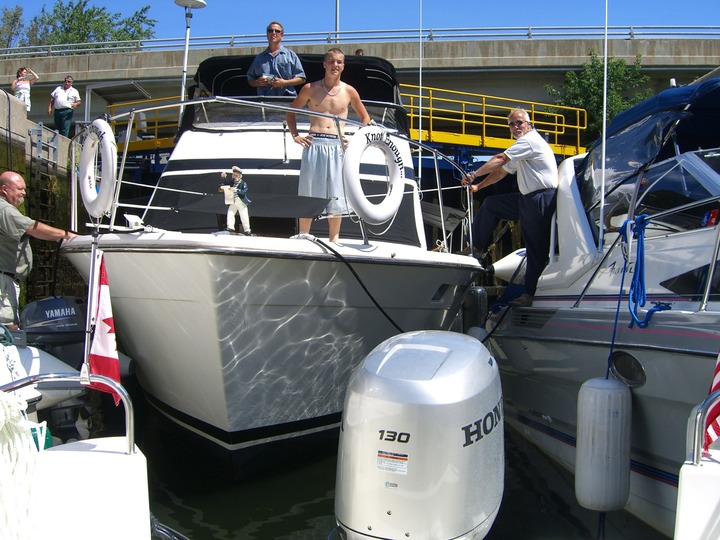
[335,0,340,43]
[175,0,206,125]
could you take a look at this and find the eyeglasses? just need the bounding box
[64,79,73,83]
[508,120,526,127]
[267,28,283,34]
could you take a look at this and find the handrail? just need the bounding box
[96,95,475,249]
[0,373,135,455]
[106,95,181,148]
[2,26,719,58]
[400,84,587,156]
[107,87,587,157]
[689,388,720,465]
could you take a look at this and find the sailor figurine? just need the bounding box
[219,166,251,235]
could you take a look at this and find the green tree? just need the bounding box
[0,6,24,49]
[21,0,155,48]
[546,51,653,146]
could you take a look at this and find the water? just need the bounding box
[135,404,668,540]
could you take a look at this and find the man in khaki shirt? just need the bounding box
[0,171,76,326]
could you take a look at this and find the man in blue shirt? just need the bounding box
[247,21,306,97]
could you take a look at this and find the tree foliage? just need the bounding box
[1,1,155,51]
[0,6,24,49]
[546,51,653,146]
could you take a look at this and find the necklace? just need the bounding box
[321,80,340,96]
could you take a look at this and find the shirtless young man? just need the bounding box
[286,48,371,243]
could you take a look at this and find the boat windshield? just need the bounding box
[634,156,719,235]
[184,100,408,134]
[696,149,720,176]
[585,148,720,237]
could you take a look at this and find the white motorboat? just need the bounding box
[1,372,186,540]
[482,77,720,536]
[61,54,481,464]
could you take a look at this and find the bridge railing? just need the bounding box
[2,25,719,58]
[400,84,587,156]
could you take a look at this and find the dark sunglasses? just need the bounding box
[508,120,526,127]
[267,28,283,34]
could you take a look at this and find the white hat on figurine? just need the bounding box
[232,166,242,175]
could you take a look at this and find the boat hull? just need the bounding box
[487,304,719,537]
[64,233,478,452]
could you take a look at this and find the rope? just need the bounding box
[0,324,14,346]
[622,214,672,329]
[606,215,672,376]
[0,392,39,540]
[606,242,629,380]
[312,237,404,333]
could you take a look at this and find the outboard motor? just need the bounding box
[335,330,503,540]
[20,296,87,370]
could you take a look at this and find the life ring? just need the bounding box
[343,125,405,225]
[78,118,117,218]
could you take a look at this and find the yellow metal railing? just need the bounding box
[106,96,181,152]
[107,88,587,157]
[400,84,587,156]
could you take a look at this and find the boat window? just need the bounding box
[634,160,718,235]
[660,258,720,302]
[186,101,405,134]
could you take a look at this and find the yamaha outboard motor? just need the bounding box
[20,296,87,370]
[335,330,504,540]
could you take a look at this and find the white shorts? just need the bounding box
[298,135,348,215]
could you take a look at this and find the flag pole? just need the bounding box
[80,226,101,386]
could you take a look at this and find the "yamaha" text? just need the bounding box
[44,307,76,319]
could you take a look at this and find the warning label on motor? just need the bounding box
[377,450,409,475]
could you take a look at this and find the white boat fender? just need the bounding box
[491,248,526,283]
[78,118,117,218]
[466,326,489,342]
[575,377,631,512]
[343,125,405,225]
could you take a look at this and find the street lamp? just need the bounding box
[335,0,340,43]
[175,0,206,124]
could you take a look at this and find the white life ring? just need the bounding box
[78,118,117,218]
[343,125,406,225]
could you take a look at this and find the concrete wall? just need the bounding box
[0,88,71,178]
[2,37,717,147]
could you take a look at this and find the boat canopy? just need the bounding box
[576,78,720,214]
[183,54,409,136]
[194,53,403,104]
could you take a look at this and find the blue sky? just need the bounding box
[15,0,718,41]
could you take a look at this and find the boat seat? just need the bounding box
[34,437,151,539]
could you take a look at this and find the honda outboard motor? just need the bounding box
[335,330,503,540]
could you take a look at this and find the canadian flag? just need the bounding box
[704,350,720,452]
[88,252,121,405]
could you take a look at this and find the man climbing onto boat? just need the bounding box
[462,108,558,307]
[286,48,371,243]
[0,171,76,327]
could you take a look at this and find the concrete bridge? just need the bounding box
[3,31,719,129]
